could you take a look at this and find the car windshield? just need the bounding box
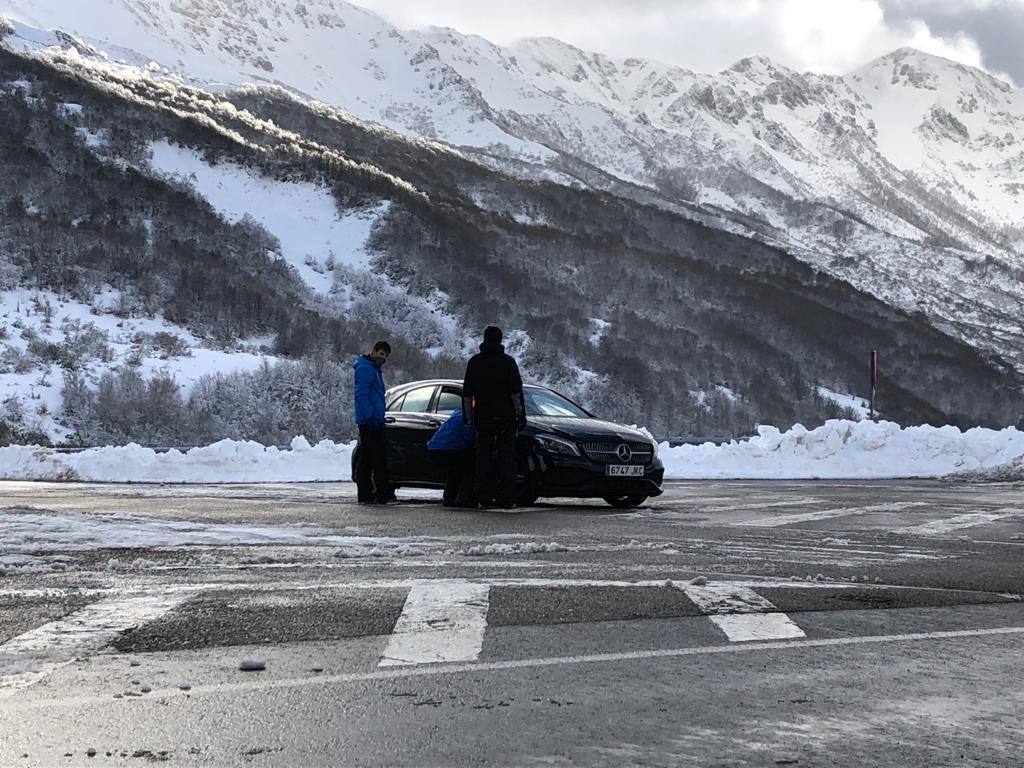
[523,388,590,418]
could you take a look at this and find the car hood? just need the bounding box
[525,416,653,444]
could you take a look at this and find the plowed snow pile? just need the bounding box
[658,420,1024,480]
[0,420,1022,482]
[0,436,353,483]
[946,455,1024,483]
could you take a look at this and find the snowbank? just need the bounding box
[0,436,354,483]
[658,420,1024,480]
[1,420,1023,483]
[946,455,1024,484]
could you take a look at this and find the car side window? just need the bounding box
[387,394,406,412]
[397,386,436,413]
[434,388,462,414]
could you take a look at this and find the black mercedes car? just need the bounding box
[352,379,664,508]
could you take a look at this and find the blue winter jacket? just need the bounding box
[353,354,386,429]
[427,408,477,451]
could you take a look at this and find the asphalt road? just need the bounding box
[2,479,1023,766]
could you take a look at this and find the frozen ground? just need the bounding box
[0,419,1022,482]
[1,479,1023,767]
[0,506,453,574]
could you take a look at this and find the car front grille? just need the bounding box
[581,441,654,465]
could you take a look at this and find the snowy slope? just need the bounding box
[0,289,274,441]
[2,0,1023,373]
[0,0,548,156]
[148,139,389,292]
[3,2,1020,246]
[848,49,1024,229]
[0,46,476,444]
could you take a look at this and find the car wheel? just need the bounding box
[603,495,648,509]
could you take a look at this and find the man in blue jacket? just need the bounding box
[427,407,477,507]
[353,341,393,504]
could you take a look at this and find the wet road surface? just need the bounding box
[1,479,1023,765]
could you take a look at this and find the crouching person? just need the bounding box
[427,407,477,508]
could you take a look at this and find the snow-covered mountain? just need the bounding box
[1,0,1023,447]
[1,0,1022,374]
[4,0,1021,236]
[0,0,543,153]
[4,0,1021,240]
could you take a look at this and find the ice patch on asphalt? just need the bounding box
[460,542,570,556]
[0,510,420,550]
[0,510,444,572]
[106,553,221,571]
[0,511,580,572]
[0,553,73,574]
[334,544,428,559]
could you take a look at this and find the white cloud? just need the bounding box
[769,0,988,72]
[357,0,1001,77]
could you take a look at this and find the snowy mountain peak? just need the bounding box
[727,55,788,78]
[509,35,684,86]
[512,36,591,64]
[855,46,1015,97]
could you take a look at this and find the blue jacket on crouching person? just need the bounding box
[353,354,386,429]
[428,408,477,451]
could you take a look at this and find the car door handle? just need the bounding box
[427,420,441,428]
[385,416,396,424]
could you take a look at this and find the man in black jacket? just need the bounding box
[462,326,526,509]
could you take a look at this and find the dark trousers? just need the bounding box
[433,448,477,506]
[356,425,391,502]
[475,422,517,506]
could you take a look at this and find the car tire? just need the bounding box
[603,495,648,509]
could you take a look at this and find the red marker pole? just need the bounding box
[869,349,878,421]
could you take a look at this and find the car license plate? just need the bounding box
[606,465,644,477]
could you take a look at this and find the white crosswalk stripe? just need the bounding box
[735,501,928,528]
[709,613,806,642]
[0,590,194,698]
[0,577,887,684]
[892,509,1023,536]
[378,580,491,667]
[677,583,805,642]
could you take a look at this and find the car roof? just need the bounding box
[385,379,549,396]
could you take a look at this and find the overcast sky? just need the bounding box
[356,0,1023,84]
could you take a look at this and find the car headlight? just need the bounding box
[534,434,581,457]
[651,440,660,459]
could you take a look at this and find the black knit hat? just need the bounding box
[483,326,503,344]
